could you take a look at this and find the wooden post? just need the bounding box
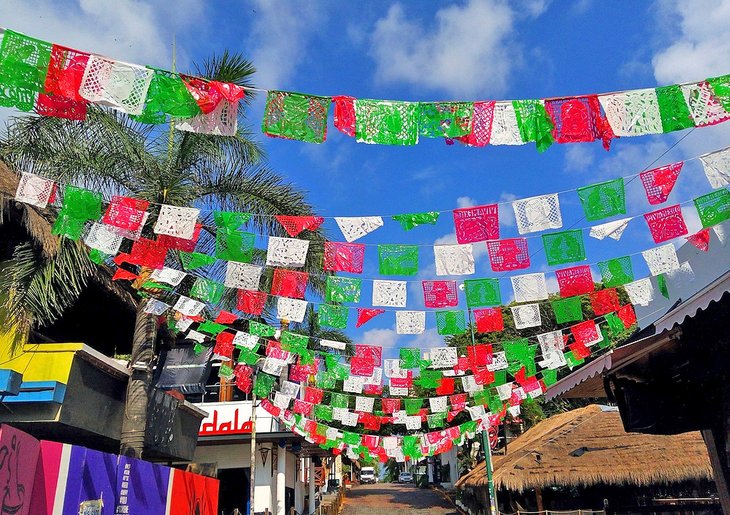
[535,487,544,513]
[702,427,730,514]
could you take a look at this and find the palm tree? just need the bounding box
[0,52,329,458]
[291,304,355,357]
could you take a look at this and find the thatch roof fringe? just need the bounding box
[456,405,713,492]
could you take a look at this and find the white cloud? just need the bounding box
[498,192,518,227]
[361,327,400,348]
[564,145,596,173]
[408,328,443,349]
[367,0,522,97]
[652,0,730,84]
[246,1,324,89]
[456,196,478,209]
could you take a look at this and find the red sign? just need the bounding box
[199,406,253,436]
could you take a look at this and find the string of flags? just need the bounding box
[3,28,730,150]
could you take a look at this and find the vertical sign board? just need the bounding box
[115,456,171,514]
[167,468,220,515]
[0,424,40,515]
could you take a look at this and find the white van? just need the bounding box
[360,466,376,484]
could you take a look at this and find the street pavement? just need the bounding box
[340,483,460,514]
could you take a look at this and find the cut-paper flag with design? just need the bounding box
[700,148,730,188]
[555,265,594,297]
[262,91,331,143]
[474,308,504,333]
[355,99,419,146]
[237,289,267,315]
[275,215,325,236]
[318,304,349,329]
[323,241,365,273]
[681,82,730,127]
[490,102,524,145]
[326,276,362,303]
[642,244,680,276]
[694,189,730,228]
[644,205,688,243]
[378,244,419,276]
[173,296,205,317]
[266,236,310,268]
[14,172,56,208]
[590,288,620,315]
[686,228,711,251]
[396,311,426,334]
[435,310,466,335]
[513,194,562,234]
[577,178,626,221]
[511,304,542,329]
[392,211,440,231]
[513,99,555,152]
[434,244,475,276]
[334,216,384,242]
[419,102,474,138]
[84,223,123,255]
[599,89,663,136]
[271,269,309,299]
[640,162,683,205]
[277,297,308,323]
[464,278,501,307]
[544,95,612,147]
[333,95,355,136]
[487,238,530,271]
[624,278,655,306]
[79,55,154,115]
[656,84,695,133]
[453,204,499,243]
[153,205,199,240]
[372,280,407,307]
[589,217,631,241]
[423,280,459,308]
[356,308,385,328]
[543,229,586,265]
[225,262,262,290]
[598,256,634,287]
[552,296,583,324]
[511,273,549,303]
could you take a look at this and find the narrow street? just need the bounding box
[341,483,459,514]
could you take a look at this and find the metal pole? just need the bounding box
[249,392,257,515]
[468,309,498,515]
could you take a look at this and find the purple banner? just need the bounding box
[115,456,170,514]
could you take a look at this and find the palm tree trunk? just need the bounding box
[119,300,158,458]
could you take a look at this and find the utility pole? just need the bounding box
[468,309,498,515]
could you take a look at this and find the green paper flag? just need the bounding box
[193,342,207,355]
[216,230,255,262]
[656,85,694,133]
[190,277,224,304]
[493,370,508,387]
[598,325,613,349]
[400,348,421,369]
[460,420,478,435]
[418,102,474,138]
[435,310,466,335]
[402,435,421,459]
[708,74,730,112]
[326,276,362,303]
[565,350,585,370]
[214,211,252,230]
[503,339,536,375]
[330,393,350,409]
[88,249,110,265]
[657,274,669,299]
[605,312,626,337]
[0,30,52,111]
[281,331,309,354]
[131,69,200,124]
[598,256,634,287]
[392,211,440,231]
[219,363,234,379]
[316,371,337,389]
[415,370,442,389]
[378,244,419,275]
[472,390,490,406]
[694,189,730,228]
[543,229,586,266]
[237,347,260,365]
[428,413,447,429]
[355,99,419,146]
[53,185,103,240]
[552,296,583,324]
[253,373,276,397]
[249,321,277,337]
[577,178,626,221]
[198,320,227,335]
[542,369,558,387]
[140,281,173,291]
[318,304,349,329]
[263,91,331,143]
[464,278,502,308]
[405,398,423,415]
[314,404,333,422]
[343,431,361,446]
[180,251,216,271]
[513,99,555,152]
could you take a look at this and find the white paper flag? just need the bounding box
[225,262,262,290]
[488,351,509,371]
[434,244,475,276]
[79,55,154,115]
[429,347,458,369]
[405,415,422,430]
[511,304,542,329]
[266,237,310,268]
[186,330,206,343]
[320,339,347,350]
[355,396,375,413]
[490,102,525,146]
[85,223,123,255]
[152,205,199,240]
[273,392,292,410]
[177,98,238,136]
[150,266,187,286]
[599,89,663,136]
[589,217,631,240]
[461,375,483,393]
[513,193,563,234]
[343,376,365,394]
[143,298,169,315]
[173,296,205,316]
[396,310,425,334]
[682,82,730,127]
[334,216,384,242]
[496,382,513,401]
[467,405,486,421]
[511,273,549,303]
[700,148,730,188]
[15,172,55,208]
[262,357,288,376]
[342,411,359,427]
[429,396,448,413]
[372,280,407,307]
[233,332,259,350]
[642,243,680,276]
[390,387,409,397]
[276,297,308,323]
[537,330,565,355]
[280,381,300,398]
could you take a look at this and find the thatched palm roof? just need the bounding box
[456,405,713,492]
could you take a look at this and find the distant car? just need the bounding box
[398,472,413,483]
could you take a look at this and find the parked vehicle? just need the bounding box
[360,466,376,484]
[398,472,413,483]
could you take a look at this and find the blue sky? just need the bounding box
[3,0,730,356]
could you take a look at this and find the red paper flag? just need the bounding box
[234,364,253,393]
[467,344,493,368]
[214,332,234,360]
[545,95,613,148]
[288,365,310,383]
[450,394,467,410]
[304,387,324,404]
[390,376,412,388]
[590,288,620,315]
[182,76,223,114]
[453,204,499,244]
[474,367,495,385]
[103,196,149,232]
[381,398,400,414]
[350,357,375,376]
[422,280,459,308]
[455,100,495,147]
[355,308,385,328]
[640,162,683,205]
[686,228,711,252]
[112,268,138,281]
[333,95,356,136]
[454,356,471,374]
[271,268,309,299]
[215,311,238,324]
[487,238,530,272]
[355,344,382,367]
[237,289,267,315]
[474,308,504,333]
[436,377,455,395]
[570,320,601,346]
[617,304,637,328]
[275,215,325,237]
[569,342,591,359]
[157,224,202,252]
[323,241,365,274]
[644,204,688,243]
[293,400,314,416]
[37,44,89,120]
[128,238,167,269]
[210,81,245,102]
[260,399,280,417]
[363,384,383,396]
[555,265,595,297]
